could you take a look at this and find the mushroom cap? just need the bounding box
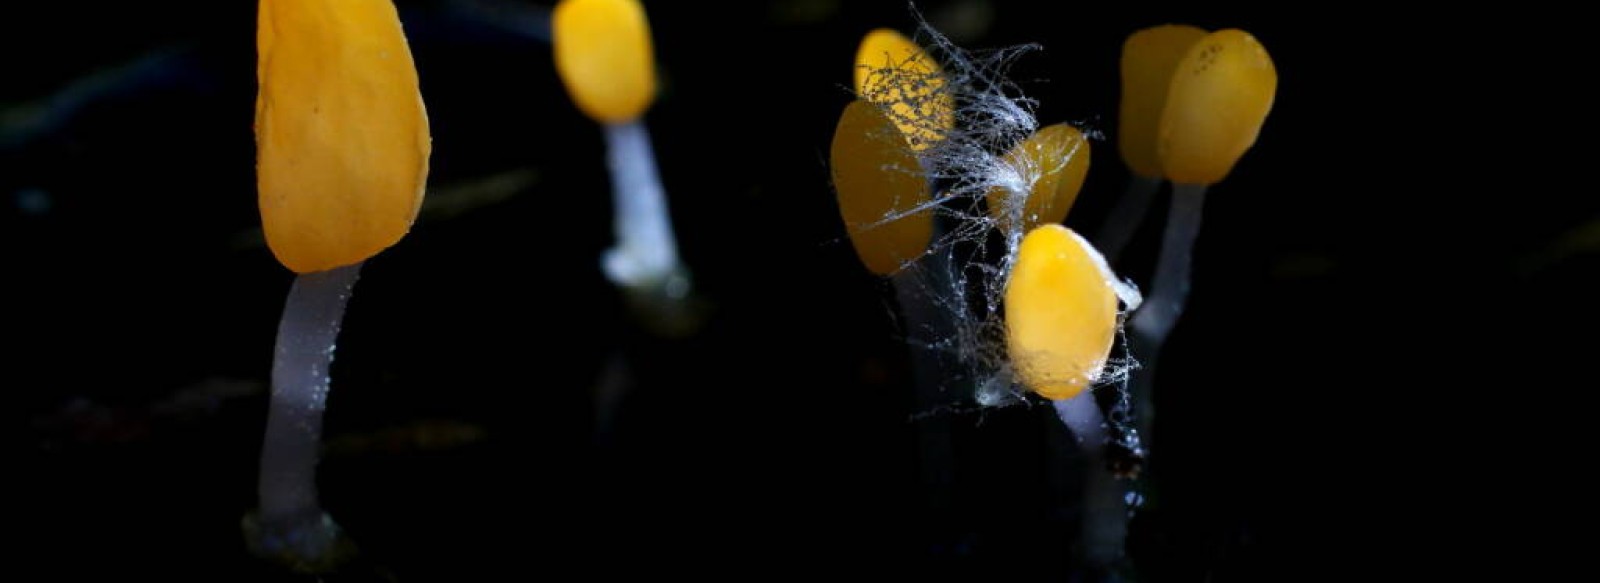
[1005,225,1119,400]
[256,0,431,274]
[987,123,1091,234]
[1158,29,1278,186]
[553,0,657,125]
[854,28,954,152]
[831,99,934,276]
[1118,24,1208,179]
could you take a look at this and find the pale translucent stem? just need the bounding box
[601,120,686,293]
[893,258,957,514]
[1053,393,1127,567]
[1129,183,1207,448]
[1096,174,1164,264]
[255,261,361,559]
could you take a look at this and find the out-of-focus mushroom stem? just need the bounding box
[1129,183,1207,444]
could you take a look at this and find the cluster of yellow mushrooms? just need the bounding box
[247,0,1274,571]
[833,25,1275,405]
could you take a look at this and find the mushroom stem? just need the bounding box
[892,251,958,515]
[602,120,678,289]
[255,261,362,559]
[1096,174,1164,264]
[1129,183,1207,447]
[601,120,697,333]
[1053,393,1127,567]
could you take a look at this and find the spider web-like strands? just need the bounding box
[851,15,1141,413]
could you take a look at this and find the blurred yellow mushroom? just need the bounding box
[552,0,701,336]
[1005,224,1119,401]
[831,99,934,276]
[1120,29,1275,466]
[1097,25,1207,262]
[846,33,960,507]
[256,0,431,274]
[1118,24,1207,180]
[1158,29,1277,186]
[854,28,955,152]
[553,0,657,124]
[987,122,1091,235]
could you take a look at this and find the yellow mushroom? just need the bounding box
[987,123,1091,234]
[553,0,657,124]
[256,0,431,274]
[831,99,934,276]
[1157,29,1277,186]
[552,0,701,337]
[250,0,431,569]
[854,28,955,151]
[1005,224,1119,401]
[1118,24,1207,180]
[1099,25,1208,261]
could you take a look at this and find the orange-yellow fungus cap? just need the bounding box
[1158,29,1277,185]
[553,0,657,124]
[987,123,1091,233]
[1005,224,1118,400]
[831,100,934,276]
[854,28,954,152]
[1118,24,1207,179]
[256,0,431,274]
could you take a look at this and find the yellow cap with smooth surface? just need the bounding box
[831,100,934,276]
[256,0,432,274]
[553,0,657,124]
[1158,29,1277,185]
[1005,225,1118,400]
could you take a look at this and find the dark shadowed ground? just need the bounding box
[6,1,1585,580]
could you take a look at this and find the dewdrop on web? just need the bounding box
[835,17,1142,415]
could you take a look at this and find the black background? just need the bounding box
[6,1,1586,580]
